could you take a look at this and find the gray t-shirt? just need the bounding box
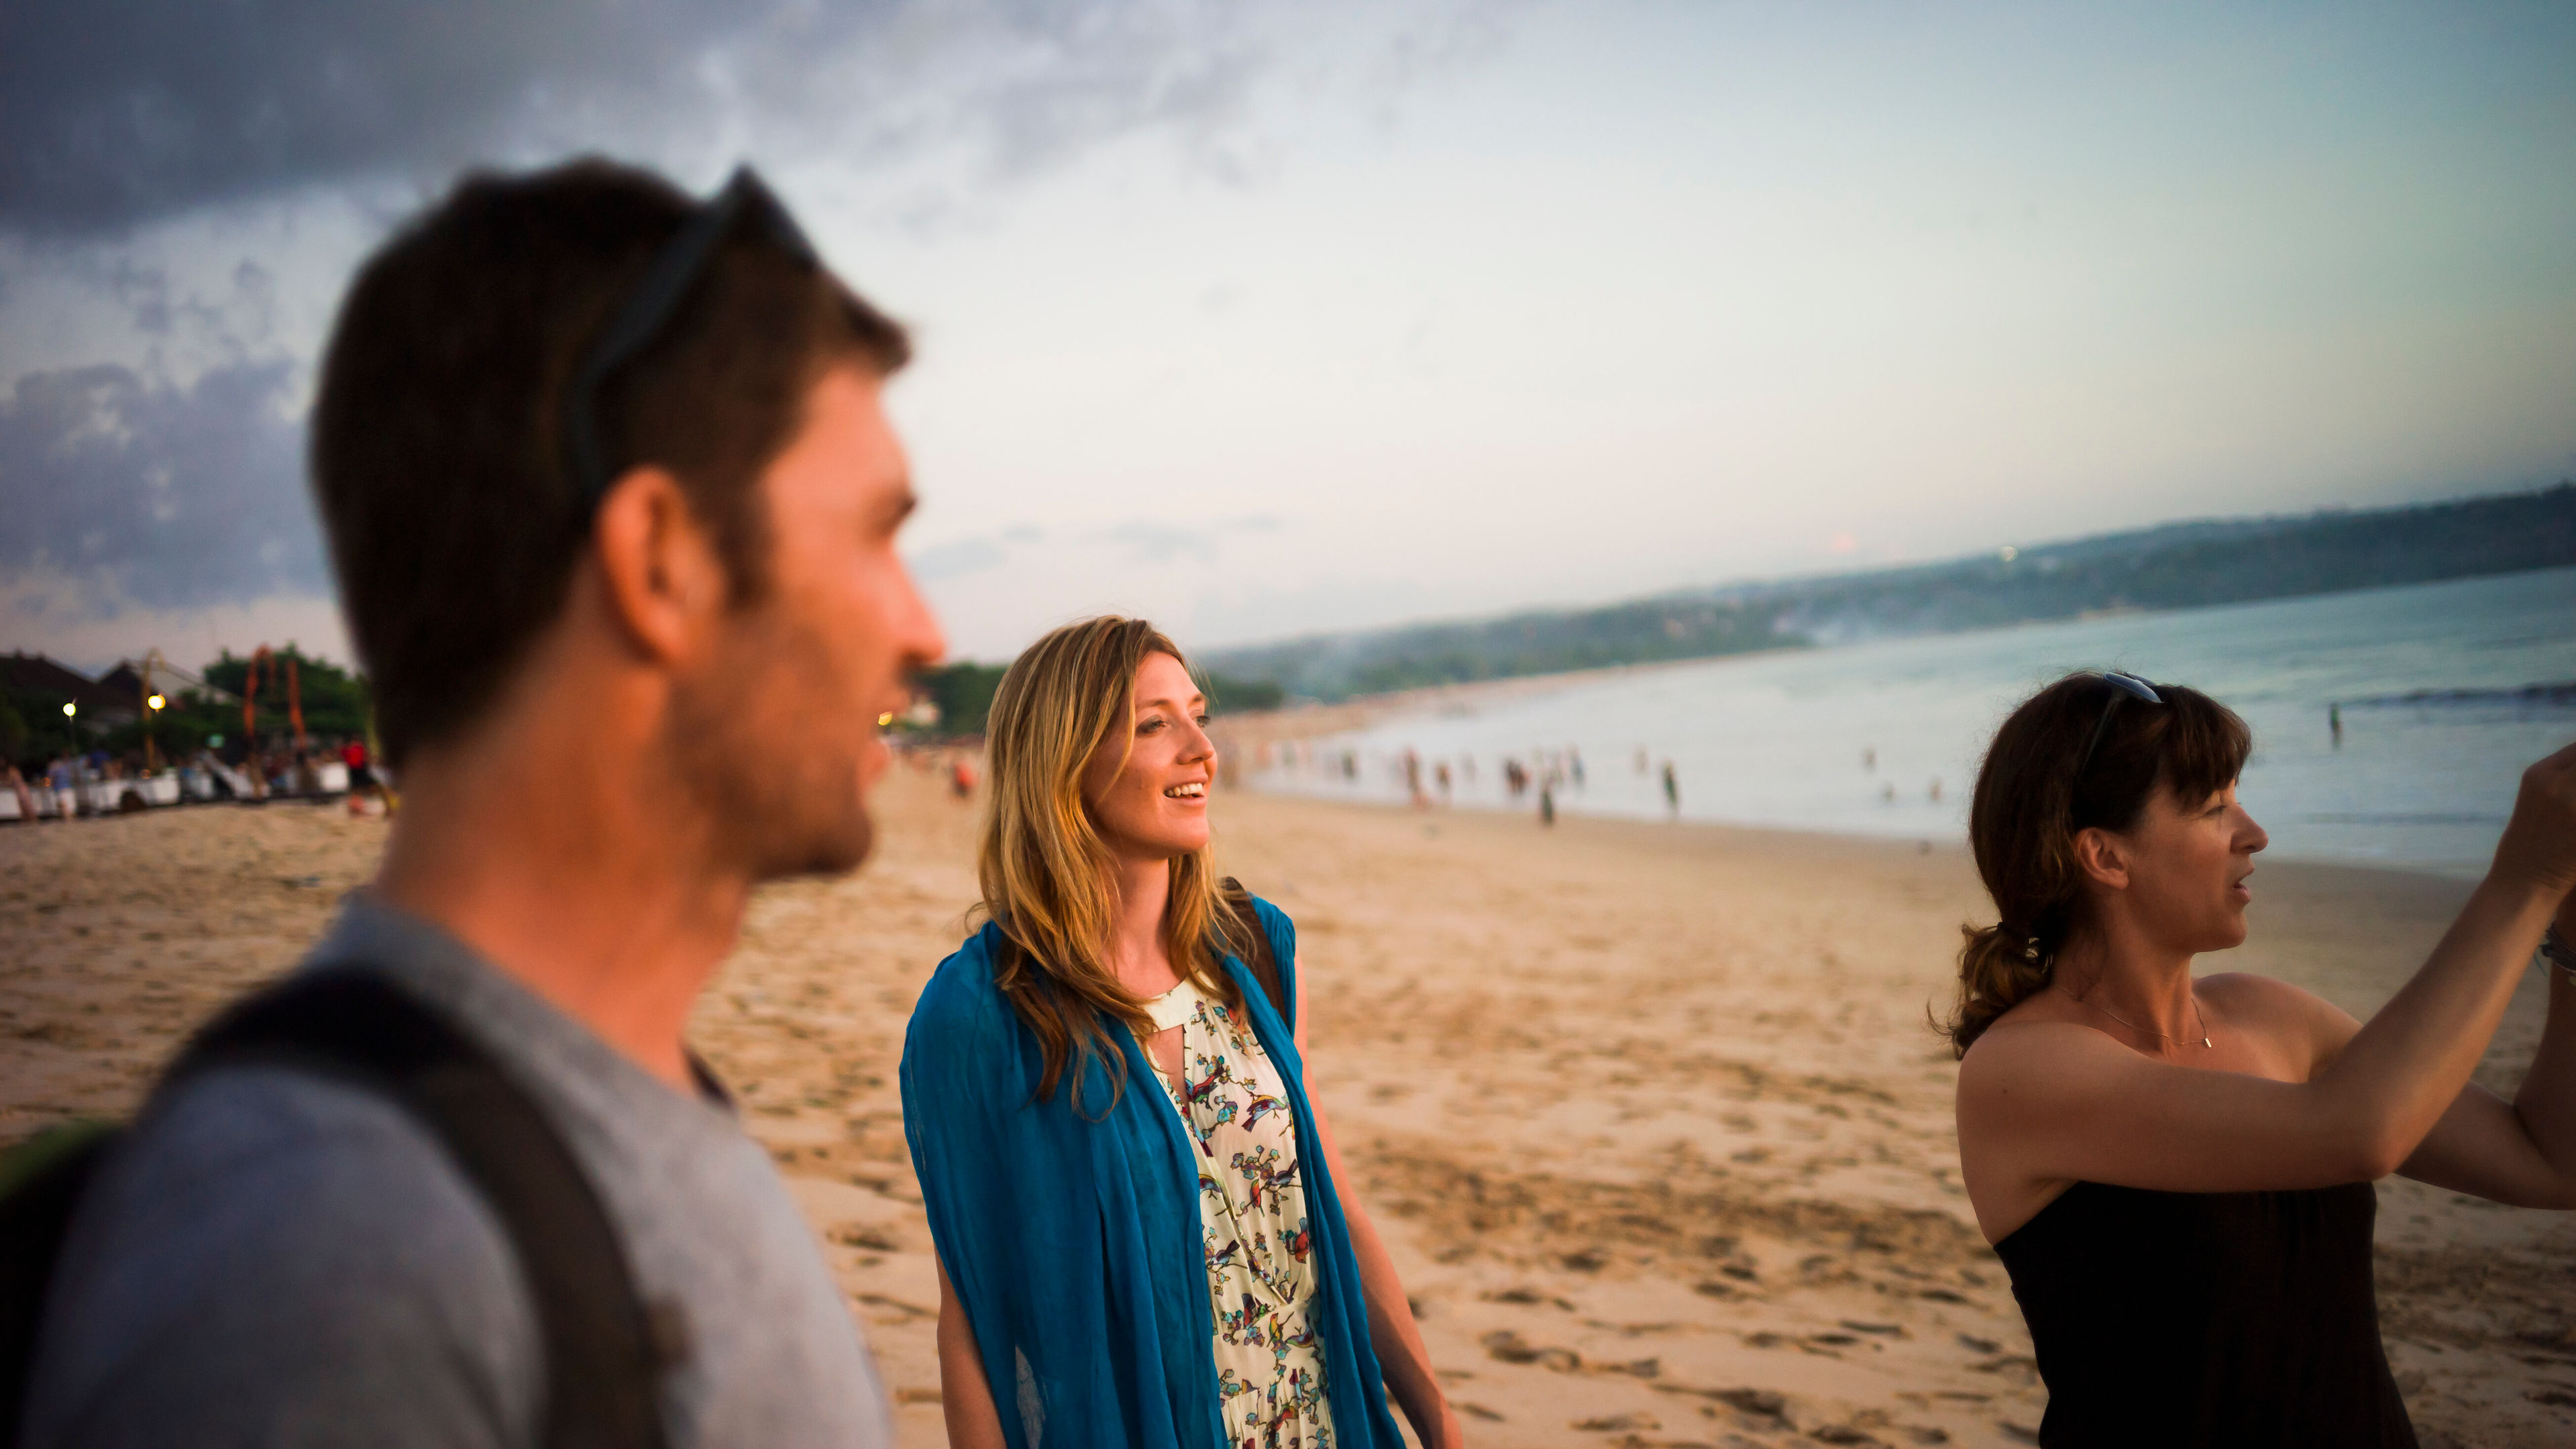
[23,895,892,1448]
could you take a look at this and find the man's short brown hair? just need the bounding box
[310,158,908,767]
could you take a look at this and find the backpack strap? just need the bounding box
[1217,877,1289,1029]
[0,1121,119,1444]
[174,971,669,1449]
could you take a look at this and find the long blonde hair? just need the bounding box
[976,616,1256,1108]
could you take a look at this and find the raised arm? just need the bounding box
[2395,888,2576,1208]
[1960,743,2576,1226]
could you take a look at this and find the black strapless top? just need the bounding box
[1991,1180,2416,1448]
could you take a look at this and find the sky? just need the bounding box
[3,0,2573,674]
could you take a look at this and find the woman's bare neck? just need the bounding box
[1102,851,1180,996]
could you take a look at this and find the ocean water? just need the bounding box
[1247,566,2576,877]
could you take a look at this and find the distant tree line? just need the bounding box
[901,660,1285,740]
[1202,673,1285,714]
[906,661,1012,739]
[3,645,372,767]
[1747,481,2576,643]
[1199,481,2576,702]
[181,647,374,747]
[1204,598,1801,704]
[0,696,34,763]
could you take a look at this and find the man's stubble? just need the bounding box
[665,600,875,884]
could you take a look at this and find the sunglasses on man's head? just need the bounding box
[563,165,822,511]
[2076,671,2163,782]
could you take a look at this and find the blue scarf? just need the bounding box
[900,898,1403,1449]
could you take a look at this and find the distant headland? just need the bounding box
[1199,482,2576,704]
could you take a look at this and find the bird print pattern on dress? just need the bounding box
[1140,977,1334,1449]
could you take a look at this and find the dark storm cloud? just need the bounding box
[0,360,326,607]
[0,0,1511,627]
[0,0,1287,236]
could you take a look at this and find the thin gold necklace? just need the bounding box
[2064,980,2212,1049]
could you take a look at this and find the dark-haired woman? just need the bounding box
[1946,672,2576,1448]
[902,616,1458,1449]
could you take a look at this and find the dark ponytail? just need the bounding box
[1941,673,2251,1056]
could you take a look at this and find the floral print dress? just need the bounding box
[1138,977,1335,1449]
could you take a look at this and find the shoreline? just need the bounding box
[1207,568,2573,886]
[1206,562,2576,739]
[1212,654,1731,750]
[1234,773,2504,884]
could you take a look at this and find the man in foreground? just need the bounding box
[25,159,943,1446]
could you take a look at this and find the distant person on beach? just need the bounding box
[56,754,87,817]
[45,755,74,818]
[1945,671,2576,1448]
[903,616,1457,1449]
[1660,759,1679,816]
[340,737,374,793]
[21,159,939,1448]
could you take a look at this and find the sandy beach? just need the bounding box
[4,769,2571,1448]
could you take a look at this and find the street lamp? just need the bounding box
[148,694,165,711]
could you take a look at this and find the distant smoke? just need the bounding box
[0,360,325,611]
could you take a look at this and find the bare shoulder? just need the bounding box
[2198,971,2361,1074]
[1956,1002,2124,1110]
[2196,970,2328,1016]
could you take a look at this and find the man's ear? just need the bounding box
[592,466,725,664]
[2070,826,2132,892]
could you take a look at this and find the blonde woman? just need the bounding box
[902,617,1457,1449]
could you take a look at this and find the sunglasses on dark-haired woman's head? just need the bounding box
[2076,671,2163,782]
